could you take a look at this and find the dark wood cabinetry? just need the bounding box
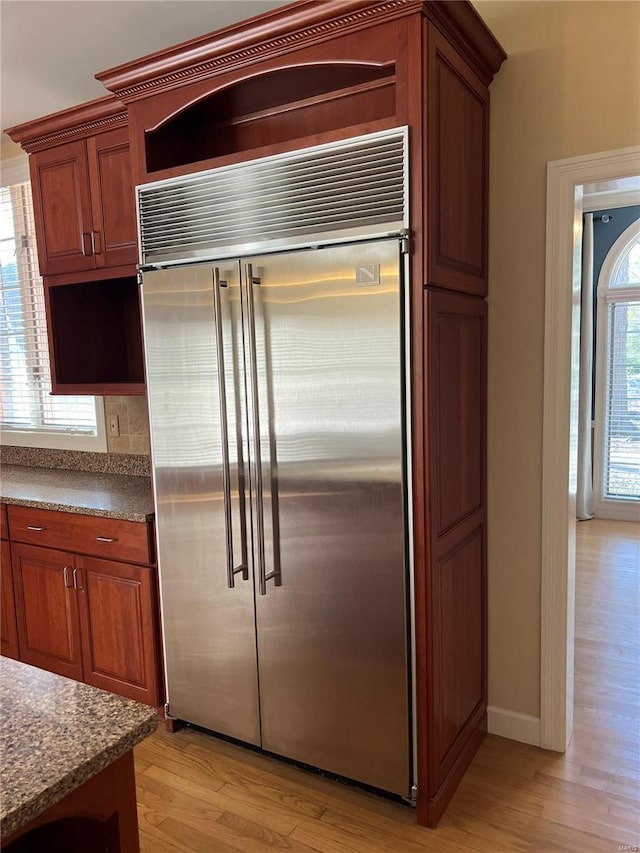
[45,275,145,394]
[421,289,488,817]
[29,140,95,276]
[6,97,143,395]
[2,504,160,707]
[425,28,490,296]
[86,128,138,269]
[29,127,136,277]
[12,542,84,681]
[11,97,137,278]
[96,0,505,826]
[77,556,158,705]
[4,0,504,826]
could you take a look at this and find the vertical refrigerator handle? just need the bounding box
[245,264,281,596]
[213,267,248,588]
[245,264,267,595]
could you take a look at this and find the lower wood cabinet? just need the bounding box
[77,556,159,705]
[12,543,83,681]
[3,505,161,707]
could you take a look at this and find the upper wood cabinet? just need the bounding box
[97,1,504,300]
[426,29,490,296]
[88,128,138,269]
[29,139,94,276]
[8,96,138,280]
[30,126,137,277]
[6,97,145,395]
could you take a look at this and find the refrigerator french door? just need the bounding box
[142,239,411,796]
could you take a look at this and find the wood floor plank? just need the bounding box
[217,780,327,822]
[143,764,304,835]
[133,517,639,851]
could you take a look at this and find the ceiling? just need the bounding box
[0,0,291,142]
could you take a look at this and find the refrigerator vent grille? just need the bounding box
[137,128,407,264]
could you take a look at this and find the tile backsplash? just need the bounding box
[104,396,150,455]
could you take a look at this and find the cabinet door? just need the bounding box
[76,556,159,706]
[30,140,95,276]
[87,128,138,269]
[1,539,19,659]
[425,25,489,297]
[12,543,83,680]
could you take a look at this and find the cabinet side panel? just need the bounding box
[421,289,487,822]
[425,23,489,296]
[433,528,484,761]
[1,539,20,659]
[433,310,484,533]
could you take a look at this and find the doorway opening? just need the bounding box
[541,146,640,752]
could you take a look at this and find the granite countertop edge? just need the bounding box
[1,713,157,839]
[0,494,153,523]
[0,465,154,523]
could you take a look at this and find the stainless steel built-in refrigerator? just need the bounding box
[139,129,413,798]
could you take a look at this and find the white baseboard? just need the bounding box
[487,706,541,747]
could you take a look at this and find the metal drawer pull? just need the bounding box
[73,567,83,590]
[26,525,46,531]
[63,566,73,589]
[96,536,118,543]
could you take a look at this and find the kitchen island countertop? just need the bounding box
[0,464,153,521]
[0,657,157,839]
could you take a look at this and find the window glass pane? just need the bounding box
[613,235,640,288]
[604,300,640,499]
[0,181,99,436]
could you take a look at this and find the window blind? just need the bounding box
[601,234,640,500]
[0,181,98,435]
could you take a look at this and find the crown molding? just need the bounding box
[97,1,423,102]
[98,0,503,104]
[5,95,127,153]
[425,1,506,87]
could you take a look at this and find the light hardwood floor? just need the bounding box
[135,519,640,852]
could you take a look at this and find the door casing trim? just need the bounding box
[541,145,640,751]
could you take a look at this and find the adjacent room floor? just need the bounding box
[134,519,640,852]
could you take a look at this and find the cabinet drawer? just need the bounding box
[7,506,151,565]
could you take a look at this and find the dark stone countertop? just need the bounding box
[0,657,157,838]
[0,465,153,522]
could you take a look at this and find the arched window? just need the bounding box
[593,218,640,517]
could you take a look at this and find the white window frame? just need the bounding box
[1,155,107,452]
[593,219,640,521]
[1,404,108,451]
